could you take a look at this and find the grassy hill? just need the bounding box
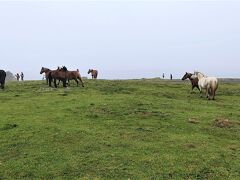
[0,79,239,179]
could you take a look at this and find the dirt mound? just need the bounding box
[214,119,233,128]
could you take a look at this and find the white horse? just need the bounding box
[193,72,218,100]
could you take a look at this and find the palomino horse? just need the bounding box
[88,69,98,79]
[194,71,218,100]
[182,72,200,92]
[40,67,52,84]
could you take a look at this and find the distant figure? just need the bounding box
[0,70,6,89]
[20,72,24,81]
[88,69,98,79]
[162,73,165,79]
[170,74,173,80]
[16,73,20,81]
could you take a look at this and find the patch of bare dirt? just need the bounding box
[188,118,200,124]
[214,118,233,128]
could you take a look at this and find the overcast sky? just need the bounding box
[0,1,239,80]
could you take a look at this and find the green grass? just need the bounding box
[0,79,239,179]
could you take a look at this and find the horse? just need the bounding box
[88,69,98,79]
[40,67,52,84]
[0,70,6,89]
[182,72,200,92]
[48,66,68,88]
[194,71,218,100]
[62,67,84,87]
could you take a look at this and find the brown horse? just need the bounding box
[55,66,84,87]
[88,69,98,79]
[40,67,52,84]
[65,68,84,87]
[182,72,200,92]
[48,67,68,88]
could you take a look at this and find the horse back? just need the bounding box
[206,77,218,89]
[67,71,81,79]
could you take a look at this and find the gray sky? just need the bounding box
[0,1,239,80]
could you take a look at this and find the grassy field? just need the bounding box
[0,79,240,179]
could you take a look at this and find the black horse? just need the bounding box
[0,70,6,89]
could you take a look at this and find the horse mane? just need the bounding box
[194,71,206,77]
[62,66,68,72]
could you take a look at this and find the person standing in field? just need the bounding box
[162,73,165,79]
[16,73,20,81]
[170,74,173,80]
[20,72,24,81]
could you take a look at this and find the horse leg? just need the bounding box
[74,78,79,86]
[57,80,61,86]
[207,88,212,100]
[49,78,52,87]
[63,80,67,87]
[190,86,195,93]
[54,79,57,88]
[205,88,210,99]
[78,77,84,87]
[212,88,216,100]
[199,87,203,98]
[197,86,200,92]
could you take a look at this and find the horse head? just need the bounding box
[62,66,68,72]
[40,67,44,74]
[40,67,49,74]
[58,66,68,72]
[182,72,192,80]
[88,69,93,74]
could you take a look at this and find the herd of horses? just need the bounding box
[0,68,218,100]
[40,67,98,88]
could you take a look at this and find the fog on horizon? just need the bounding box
[0,1,239,80]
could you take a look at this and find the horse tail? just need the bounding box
[210,78,218,99]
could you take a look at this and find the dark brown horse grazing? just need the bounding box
[0,70,6,89]
[182,72,200,92]
[88,69,98,79]
[40,67,52,84]
[48,67,68,88]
